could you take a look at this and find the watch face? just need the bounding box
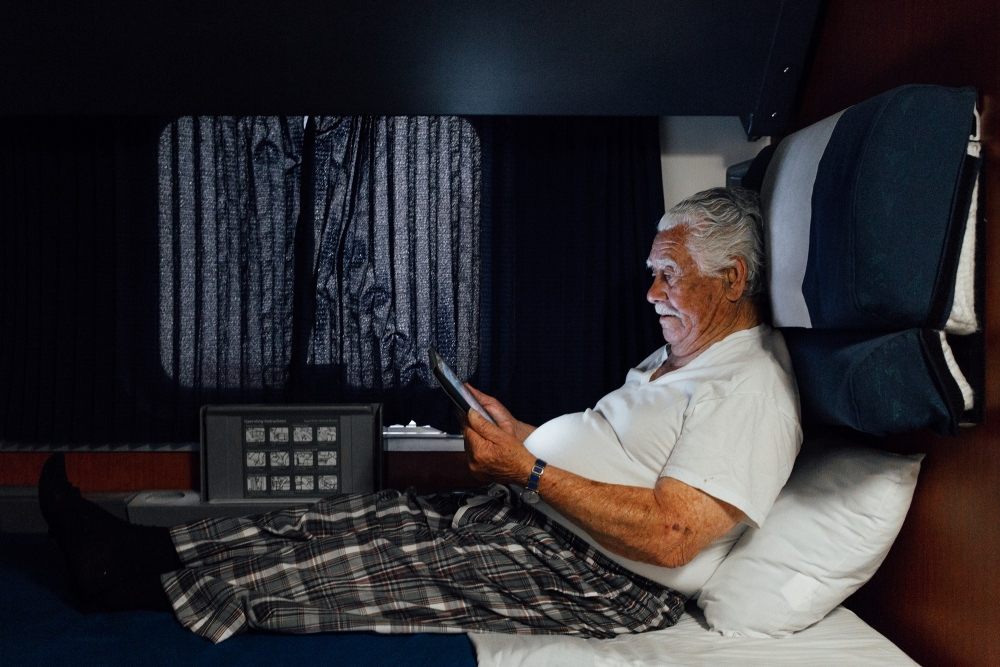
[522,489,540,504]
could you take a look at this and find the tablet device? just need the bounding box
[428,348,497,425]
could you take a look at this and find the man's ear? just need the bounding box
[723,256,749,302]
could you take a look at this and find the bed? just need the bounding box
[0,535,915,667]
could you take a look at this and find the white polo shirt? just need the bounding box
[523,324,802,598]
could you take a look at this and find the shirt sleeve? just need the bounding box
[659,392,801,528]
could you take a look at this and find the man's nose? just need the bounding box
[647,275,664,303]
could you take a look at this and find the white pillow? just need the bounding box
[697,444,923,638]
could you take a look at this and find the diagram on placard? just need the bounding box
[241,417,340,498]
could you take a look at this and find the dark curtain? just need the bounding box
[156,115,483,432]
[479,117,665,427]
[0,115,663,446]
[0,118,166,444]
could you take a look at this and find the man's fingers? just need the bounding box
[467,410,512,452]
[466,384,502,418]
[463,412,491,444]
[468,408,504,437]
[465,385,523,439]
[466,384,503,412]
[463,419,497,473]
[466,408,485,436]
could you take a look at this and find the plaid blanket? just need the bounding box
[163,484,686,643]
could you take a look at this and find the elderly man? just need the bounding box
[39,187,800,643]
[463,186,800,597]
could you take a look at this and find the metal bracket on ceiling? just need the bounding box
[741,0,825,139]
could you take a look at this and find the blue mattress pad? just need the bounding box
[0,533,477,667]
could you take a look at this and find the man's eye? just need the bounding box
[651,269,677,284]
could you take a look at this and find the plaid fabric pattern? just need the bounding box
[163,484,686,643]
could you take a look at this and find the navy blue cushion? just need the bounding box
[757,84,979,331]
[753,85,983,435]
[805,85,978,329]
[781,328,965,436]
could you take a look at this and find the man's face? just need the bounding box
[646,226,729,357]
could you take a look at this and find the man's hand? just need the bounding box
[465,385,537,442]
[461,403,536,485]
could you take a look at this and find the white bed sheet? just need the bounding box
[470,605,918,667]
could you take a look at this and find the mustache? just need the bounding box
[654,303,680,317]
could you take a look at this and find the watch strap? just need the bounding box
[525,459,547,493]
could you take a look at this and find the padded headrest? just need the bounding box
[744,85,983,435]
[758,84,980,333]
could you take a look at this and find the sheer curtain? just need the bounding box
[157,116,304,399]
[156,115,482,431]
[295,117,481,418]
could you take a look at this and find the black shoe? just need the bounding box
[36,454,183,611]
[38,453,77,530]
[38,454,130,602]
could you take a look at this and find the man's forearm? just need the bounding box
[462,409,741,569]
[535,466,698,568]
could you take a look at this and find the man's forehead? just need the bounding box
[647,228,689,267]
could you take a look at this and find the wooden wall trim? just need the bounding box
[0,452,198,492]
[0,450,479,496]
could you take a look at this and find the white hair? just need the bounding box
[657,187,765,299]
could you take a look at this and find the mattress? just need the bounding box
[471,603,918,667]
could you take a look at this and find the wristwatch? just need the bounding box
[521,459,547,504]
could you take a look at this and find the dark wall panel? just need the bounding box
[0,0,820,134]
[793,2,1000,666]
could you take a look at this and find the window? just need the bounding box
[156,116,482,402]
